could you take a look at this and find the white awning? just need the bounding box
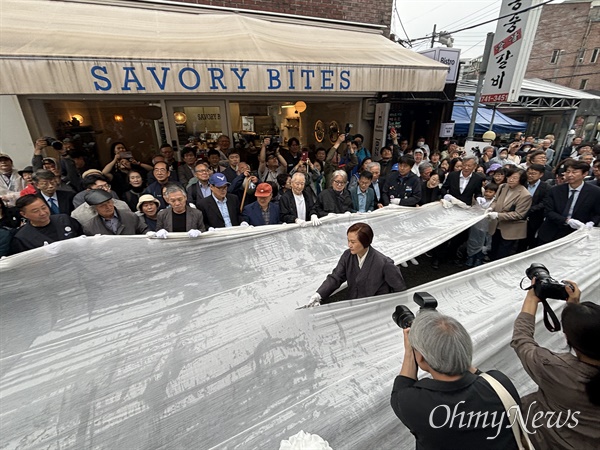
[0,0,448,95]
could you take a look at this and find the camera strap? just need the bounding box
[541,298,561,332]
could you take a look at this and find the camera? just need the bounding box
[525,263,571,301]
[44,137,63,151]
[392,292,439,329]
[344,123,354,142]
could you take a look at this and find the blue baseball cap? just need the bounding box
[392,163,399,171]
[209,172,229,187]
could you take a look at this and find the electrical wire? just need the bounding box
[408,0,555,44]
[393,1,412,46]
[439,1,500,30]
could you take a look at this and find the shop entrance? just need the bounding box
[166,101,229,153]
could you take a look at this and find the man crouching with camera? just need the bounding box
[391,295,521,449]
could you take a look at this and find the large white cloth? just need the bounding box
[1,204,598,449]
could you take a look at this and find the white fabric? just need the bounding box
[0,0,447,95]
[1,204,598,449]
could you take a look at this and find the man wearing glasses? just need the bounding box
[144,161,182,210]
[312,170,355,217]
[33,169,75,215]
[187,162,213,208]
[197,173,243,229]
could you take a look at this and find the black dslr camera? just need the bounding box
[392,292,439,329]
[525,263,571,301]
[44,137,63,150]
[344,123,354,142]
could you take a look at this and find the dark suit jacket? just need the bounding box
[241,201,281,226]
[37,190,75,215]
[279,189,315,223]
[441,171,485,206]
[312,188,355,217]
[317,247,406,300]
[81,209,148,236]
[350,186,375,212]
[197,194,241,229]
[537,183,600,244]
[187,182,211,209]
[526,181,550,232]
[156,205,206,232]
[11,214,81,254]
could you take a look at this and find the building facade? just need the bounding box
[525,0,600,92]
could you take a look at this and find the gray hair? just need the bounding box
[463,155,479,165]
[163,183,186,199]
[409,311,472,376]
[331,170,348,185]
[366,162,380,171]
[32,169,56,182]
[291,172,306,183]
[418,161,433,174]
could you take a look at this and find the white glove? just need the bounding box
[43,241,49,246]
[208,227,215,232]
[187,229,201,238]
[567,219,584,230]
[485,207,494,214]
[488,212,499,220]
[400,261,408,267]
[327,212,337,217]
[476,197,488,207]
[78,235,87,239]
[300,220,311,228]
[295,218,305,224]
[240,221,250,227]
[443,194,456,202]
[390,198,401,205]
[449,197,468,209]
[441,199,453,209]
[155,229,169,239]
[311,214,322,226]
[306,293,322,308]
[585,221,594,229]
[145,231,156,238]
[409,258,419,266]
[344,211,352,216]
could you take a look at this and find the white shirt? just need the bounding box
[293,192,306,221]
[566,181,585,219]
[357,247,369,269]
[459,172,473,194]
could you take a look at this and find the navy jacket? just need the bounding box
[241,201,281,226]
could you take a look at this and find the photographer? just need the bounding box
[511,280,600,449]
[391,311,520,449]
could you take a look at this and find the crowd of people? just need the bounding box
[0,131,599,257]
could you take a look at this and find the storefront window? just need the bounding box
[171,105,224,150]
[42,100,162,166]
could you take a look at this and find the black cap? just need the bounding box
[18,166,34,176]
[85,189,113,205]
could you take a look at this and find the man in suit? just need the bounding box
[33,169,75,215]
[366,162,383,207]
[187,162,212,207]
[197,172,243,229]
[81,189,147,236]
[177,147,197,187]
[537,159,600,245]
[518,164,551,251]
[437,156,485,266]
[155,184,205,237]
[241,183,280,226]
[279,173,317,225]
[350,171,376,213]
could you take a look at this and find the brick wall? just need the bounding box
[167,0,393,30]
[525,1,600,91]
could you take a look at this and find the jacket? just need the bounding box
[36,190,75,215]
[197,194,241,229]
[525,181,550,232]
[381,171,421,206]
[0,171,26,206]
[488,184,532,240]
[81,209,148,235]
[156,205,206,232]
[350,186,375,212]
[441,171,485,206]
[11,214,82,254]
[279,189,315,223]
[312,188,355,217]
[317,247,406,300]
[241,201,281,226]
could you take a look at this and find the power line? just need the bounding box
[440,1,500,31]
[408,0,555,43]
[393,1,412,46]
[544,71,598,79]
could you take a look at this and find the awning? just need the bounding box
[0,0,448,95]
[452,98,528,134]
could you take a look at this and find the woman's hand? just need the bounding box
[564,280,580,304]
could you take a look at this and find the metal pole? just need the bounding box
[467,32,495,141]
[489,105,497,129]
[431,24,436,49]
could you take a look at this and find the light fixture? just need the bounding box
[72,114,84,124]
[294,101,307,113]
[114,114,124,122]
[482,130,496,142]
[174,112,187,125]
[281,104,295,109]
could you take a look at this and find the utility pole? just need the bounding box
[430,24,436,49]
[467,32,495,141]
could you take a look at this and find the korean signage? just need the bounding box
[418,48,461,84]
[480,0,543,103]
[439,122,455,138]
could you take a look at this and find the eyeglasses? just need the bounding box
[332,180,345,185]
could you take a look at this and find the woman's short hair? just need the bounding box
[562,302,600,405]
[504,167,527,186]
[347,222,373,248]
[410,311,473,376]
[331,170,348,184]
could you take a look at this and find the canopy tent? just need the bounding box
[452,98,528,134]
[1,204,598,449]
[0,0,448,95]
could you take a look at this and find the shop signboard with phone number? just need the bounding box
[480,0,543,104]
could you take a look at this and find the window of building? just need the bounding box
[550,49,561,64]
[577,49,585,63]
[579,79,588,90]
[591,48,599,63]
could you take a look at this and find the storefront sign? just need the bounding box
[439,122,455,138]
[418,48,461,84]
[480,0,543,103]
[371,103,391,161]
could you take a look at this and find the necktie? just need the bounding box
[562,190,576,218]
[48,197,59,214]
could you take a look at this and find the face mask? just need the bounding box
[417,141,424,147]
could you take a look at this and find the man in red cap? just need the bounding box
[241,182,280,226]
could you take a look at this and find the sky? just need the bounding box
[390,0,564,60]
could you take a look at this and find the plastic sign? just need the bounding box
[439,122,455,138]
[480,0,543,104]
[418,48,461,84]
